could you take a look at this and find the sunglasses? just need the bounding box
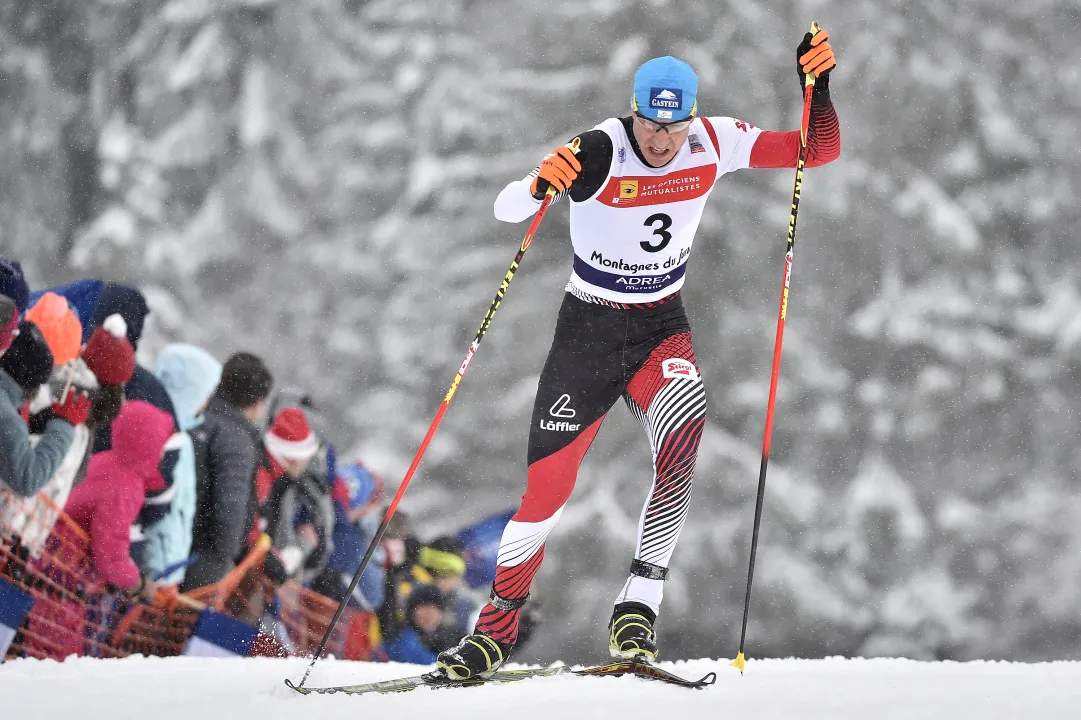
[634,112,695,134]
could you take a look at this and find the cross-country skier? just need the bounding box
[435,29,840,679]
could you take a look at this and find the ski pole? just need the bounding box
[730,21,820,676]
[287,185,562,692]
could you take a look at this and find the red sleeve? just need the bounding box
[748,93,840,169]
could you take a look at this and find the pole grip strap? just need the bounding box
[630,559,669,581]
[489,588,529,611]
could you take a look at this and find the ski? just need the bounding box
[285,666,567,696]
[285,660,715,696]
[572,660,717,688]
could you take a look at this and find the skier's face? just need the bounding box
[632,115,691,167]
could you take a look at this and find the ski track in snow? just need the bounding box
[3,656,1081,719]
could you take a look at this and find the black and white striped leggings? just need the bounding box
[475,291,706,645]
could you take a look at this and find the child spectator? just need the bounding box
[63,400,173,600]
[382,584,448,665]
[182,352,272,591]
[312,460,386,610]
[0,322,87,498]
[257,407,334,586]
[130,344,222,584]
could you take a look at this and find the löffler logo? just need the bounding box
[549,394,577,418]
[541,393,581,431]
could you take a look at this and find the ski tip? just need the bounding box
[729,652,746,675]
[284,679,311,695]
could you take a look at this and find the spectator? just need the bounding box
[379,511,423,640]
[78,315,135,441]
[312,460,386,610]
[0,259,30,355]
[256,407,334,586]
[0,322,87,498]
[2,341,116,557]
[24,292,83,366]
[85,283,177,452]
[28,278,103,336]
[35,314,135,483]
[182,352,273,591]
[63,400,173,600]
[268,388,338,509]
[0,295,18,356]
[382,584,448,665]
[130,344,222,584]
[417,536,475,639]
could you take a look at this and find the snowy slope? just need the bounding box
[3,657,1081,720]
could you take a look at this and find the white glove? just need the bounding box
[279,546,305,576]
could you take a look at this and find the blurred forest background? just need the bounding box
[3,0,1081,664]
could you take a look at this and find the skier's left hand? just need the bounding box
[796,28,836,87]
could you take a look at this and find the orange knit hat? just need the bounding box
[24,292,83,366]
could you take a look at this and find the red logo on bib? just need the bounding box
[601,166,717,208]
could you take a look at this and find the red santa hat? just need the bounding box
[264,407,319,462]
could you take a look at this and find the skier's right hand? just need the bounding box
[531,145,582,199]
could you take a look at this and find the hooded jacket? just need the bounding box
[0,367,75,498]
[131,345,222,583]
[63,400,175,589]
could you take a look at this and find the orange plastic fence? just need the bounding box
[184,534,271,612]
[277,581,381,661]
[1,487,135,658]
[2,486,380,662]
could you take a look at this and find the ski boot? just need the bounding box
[609,601,658,662]
[435,633,512,680]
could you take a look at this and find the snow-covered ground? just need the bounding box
[3,656,1081,720]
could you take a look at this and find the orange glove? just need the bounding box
[797,28,836,84]
[531,145,582,199]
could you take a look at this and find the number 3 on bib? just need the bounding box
[641,213,673,252]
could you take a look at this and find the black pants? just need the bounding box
[475,292,707,644]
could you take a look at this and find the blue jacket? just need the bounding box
[131,345,221,584]
[383,628,437,665]
[324,504,385,608]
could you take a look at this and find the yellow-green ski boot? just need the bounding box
[435,633,511,680]
[609,602,658,662]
